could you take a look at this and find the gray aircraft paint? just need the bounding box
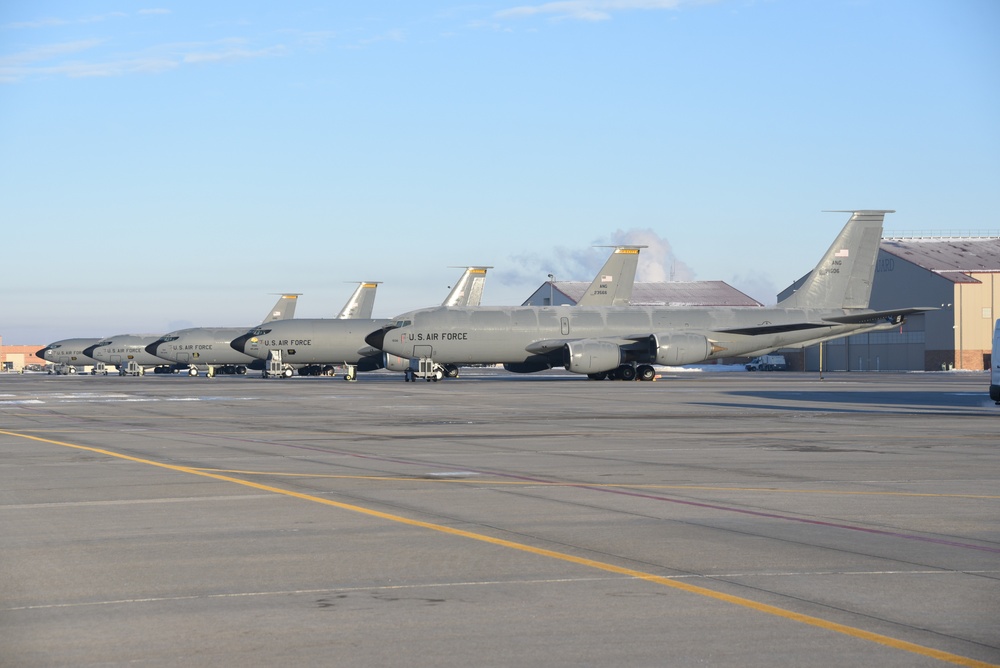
[146,294,301,369]
[84,334,173,368]
[36,337,103,367]
[367,211,931,376]
[337,283,379,319]
[443,267,491,307]
[575,246,643,306]
[232,267,491,370]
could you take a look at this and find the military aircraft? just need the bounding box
[36,338,105,375]
[84,334,183,375]
[230,267,492,380]
[366,210,933,381]
[144,293,302,376]
[384,249,643,379]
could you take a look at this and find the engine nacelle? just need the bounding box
[651,333,714,366]
[562,339,624,375]
[383,353,414,372]
[503,358,553,374]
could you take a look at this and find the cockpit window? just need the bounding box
[250,329,270,336]
[161,336,179,343]
[394,319,411,328]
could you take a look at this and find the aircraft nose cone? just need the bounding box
[230,332,254,353]
[36,347,50,360]
[364,326,392,350]
[82,344,99,358]
[144,339,164,356]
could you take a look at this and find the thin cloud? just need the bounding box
[5,17,69,29]
[79,12,128,24]
[0,40,103,81]
[496,0,707,22]
[5,10,159,29]
[183,43,287,65]
[1,38,285,82]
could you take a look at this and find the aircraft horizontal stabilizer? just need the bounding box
[822,307,937,325]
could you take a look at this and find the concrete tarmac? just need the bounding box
[1,369,998,667]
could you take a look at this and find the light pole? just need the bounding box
[547,274,554,306]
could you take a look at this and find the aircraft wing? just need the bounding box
[821,307,937,325]
[717,307,936,337]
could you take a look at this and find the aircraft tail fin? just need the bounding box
[337,282,380,319]
[443,267,491,307]
[577,246,645,306]
[262,293,301,323]
[777,210,892,310]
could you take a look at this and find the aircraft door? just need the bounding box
[177,353,189,363]
[413,344,434,359]
[111,355,122,365]
[561,317,570,335]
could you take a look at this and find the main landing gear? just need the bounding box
[588,364,657,381]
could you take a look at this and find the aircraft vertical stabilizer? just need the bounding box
[337,282,380,319]
[443,267,491,307]
[263,293,301,323]
[577,246,645,306]
[777,210,892,310]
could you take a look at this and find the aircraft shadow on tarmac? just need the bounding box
[714,390,994,414]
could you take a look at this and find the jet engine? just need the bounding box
[562,340,624,375]
[650,333,714,366]
[383,353,413,372]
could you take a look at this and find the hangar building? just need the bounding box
[522,281,762,308]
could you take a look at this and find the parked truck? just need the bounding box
[745,355,787,371]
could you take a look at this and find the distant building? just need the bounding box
[0,335,46,372]
[522,281,762,307]
[781,235,1000,371]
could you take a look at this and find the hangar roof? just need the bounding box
[881,236,1000,283]
[524,281,762,307]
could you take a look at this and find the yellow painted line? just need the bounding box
[2,428,995,668]
[191,468,1000,499]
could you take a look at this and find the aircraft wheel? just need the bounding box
[282,369,293,378]
[637,365,656,382]
[434,370,444,381]
[587,372,608,381]
[619,365,637,381]
[443,364,459,378]
[188,368,199,377]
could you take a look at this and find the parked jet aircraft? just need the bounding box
[36,338,105,374]
[366,210,933,381]
[231,267,491,380]
[84,334,182,375]
[380,249,642,380]
[145,293,302,376]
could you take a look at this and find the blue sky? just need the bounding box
[2,0,998,344]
